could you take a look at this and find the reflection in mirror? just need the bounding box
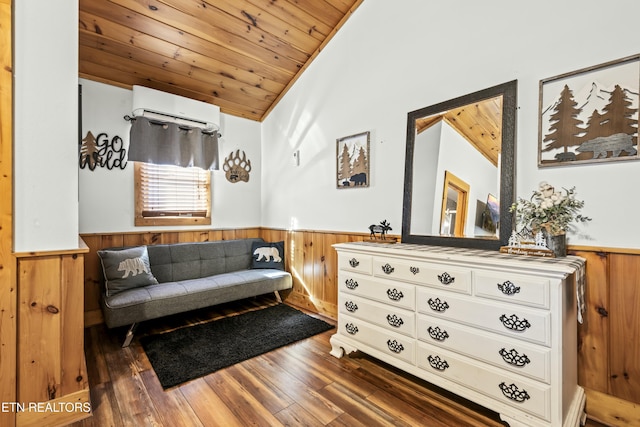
[440,171,469,237]
[402,81,517,250]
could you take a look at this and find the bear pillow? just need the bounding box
[98,246,158,297]
[251,241,285,271]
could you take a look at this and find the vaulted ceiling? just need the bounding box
[415,95,503,166]
[78,0,363,122]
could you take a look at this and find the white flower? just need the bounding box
[540,183,554,198]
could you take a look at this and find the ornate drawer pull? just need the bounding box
[499,382,530,402]
[427,297,449,312]
[387,288,404,301]
[387,339,404,353]
[497,280,520,295]
[345,323,359,335]
[427,355,449,371]
[499,348,531,367]
[345,278,359,290]
[437,272,455,285]
[344,301,358,312]
[409,266,420,275]
[381,263,395,274]
[349,258,359,268]
[386,314,404,328]
[499,314,531,332]
[427,326,449,342]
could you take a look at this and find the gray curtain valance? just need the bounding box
[128,116,219,170]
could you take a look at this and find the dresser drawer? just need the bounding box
[417,342,551,421]
[416,288,551,347]
[417,314,551,383]
[339,273,415,310]
[339,314,415,364]
[339,253,372,275]
[474,271,550,309]
[339,293,415,337]
[372,257,471,294]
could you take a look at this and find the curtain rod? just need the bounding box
[124,108,221,137]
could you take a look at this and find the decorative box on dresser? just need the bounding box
[330,242,586,427]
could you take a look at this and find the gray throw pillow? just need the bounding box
[98,246,158,297]
[251,241,285,271]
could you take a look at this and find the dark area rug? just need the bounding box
[140,304,334,389]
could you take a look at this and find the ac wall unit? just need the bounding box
[131,85,220,132]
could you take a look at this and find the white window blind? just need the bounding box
[138,162,210,218]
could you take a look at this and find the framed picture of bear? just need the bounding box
[336,131,370,189]
[538,54,639,167]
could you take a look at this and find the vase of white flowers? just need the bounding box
[510,182,591,257]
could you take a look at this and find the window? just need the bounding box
[134,162,211,226]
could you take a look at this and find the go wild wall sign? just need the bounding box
[79,131,127,170]
[538,54,639,167]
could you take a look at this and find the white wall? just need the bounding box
[78,79,262,233]
[262,0,640,248]
[15,0,640,249]
[14,0,79,252]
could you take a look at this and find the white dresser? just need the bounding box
[330,242,586,427]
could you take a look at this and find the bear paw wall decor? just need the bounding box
[223,149,252,183]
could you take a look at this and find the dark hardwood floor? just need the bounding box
[71,295,607,427]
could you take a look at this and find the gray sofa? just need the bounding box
[98,238,292,346]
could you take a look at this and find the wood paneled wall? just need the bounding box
[81,229,640,426]
[0,2,15,426]
[572,248,640,426]
[15,247,91,427]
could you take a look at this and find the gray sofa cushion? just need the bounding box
[102,269,292,328]
[147,238,260,283]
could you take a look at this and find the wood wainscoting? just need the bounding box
[81,229,640,426]
[13,243,91,427]
[571,247,640,426]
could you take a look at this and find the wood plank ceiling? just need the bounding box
[415,95,503,166]
[78,0,363,122]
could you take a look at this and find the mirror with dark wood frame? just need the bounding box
[401,80,517,250]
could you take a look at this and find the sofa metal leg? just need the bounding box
[274,291,282,303]
[122,323,137,348]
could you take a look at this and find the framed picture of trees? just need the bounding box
[538,54,639,167]
[336,131,370,188]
